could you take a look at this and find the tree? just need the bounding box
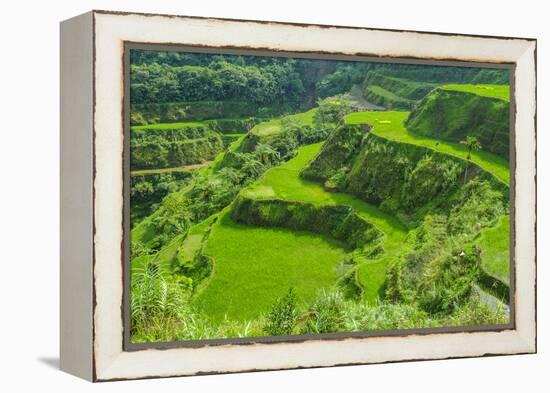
[313,96,352,126]
[241,158,265,178]
[254,143,280,165]
[460,136,481,160]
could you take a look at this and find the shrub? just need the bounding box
[301,291,346,334]
[264,289,298,336]
[130,264,192,342]
[313,96,353,126]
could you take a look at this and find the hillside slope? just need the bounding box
[301,122,510,307]
[405,86,510,159]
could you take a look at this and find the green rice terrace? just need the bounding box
[128,50,512,344]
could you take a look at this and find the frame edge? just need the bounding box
[60,10,95,382]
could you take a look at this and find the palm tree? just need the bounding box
[242,158,264,178]
[254,143,280,165]
[460,136,481,160]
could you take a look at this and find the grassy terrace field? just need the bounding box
[251,109,317,136]
[477,215,510,284]
[244,143,409,300]
[195,143,409,322]
[345,111,510,184]
[195,210,347,322]
[441,83,510,101]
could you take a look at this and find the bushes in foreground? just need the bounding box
[130,272,508,343]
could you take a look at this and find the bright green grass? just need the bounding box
[345,111,510,185]
[441,84,510,102]
[131,121,206,130]
[478,215,510,284]
[177,215,217,262]
[154,233,186,272]
[251,109,317,136]
[244,143,409,302]
[194,211,347,322]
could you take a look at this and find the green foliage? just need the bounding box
[460,136,482,160]
[131,101,262,124]
[446,177,508,236]
[315,132,469,215]
[130,61,299,106]
[361,71,438,109]
[324,166,349,191]
[264,289,298,336]
[383,177,508,315]
[300,291,346,334]
[406,88,510,159]
[130,171,191,225]
[471,70,510,85]
[130,263,192,342]
[245,142,410,304]
[131,110,334,252]
[400,155,464,210]
[365,72,439,100]
[316,63,371,98]
[313,96,353,126]
[130,126,224,170]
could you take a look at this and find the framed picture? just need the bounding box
[60,10,537,381]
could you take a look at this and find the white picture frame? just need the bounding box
[60,10,536,382]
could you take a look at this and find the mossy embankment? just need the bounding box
[345,111,509,184]
[303,124,507,221]
[406,85,510,159]
[231,197,383,250]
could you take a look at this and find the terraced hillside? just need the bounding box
[128,47,512,344]
[360,68,510,111]
[362,72,439,110]
[406,84,510,159]
[192,107,510,324]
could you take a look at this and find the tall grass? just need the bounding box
[131,267,508,343]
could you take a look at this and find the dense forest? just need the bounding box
[129,49,511,343]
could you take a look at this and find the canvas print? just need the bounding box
[128,49,511,344]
